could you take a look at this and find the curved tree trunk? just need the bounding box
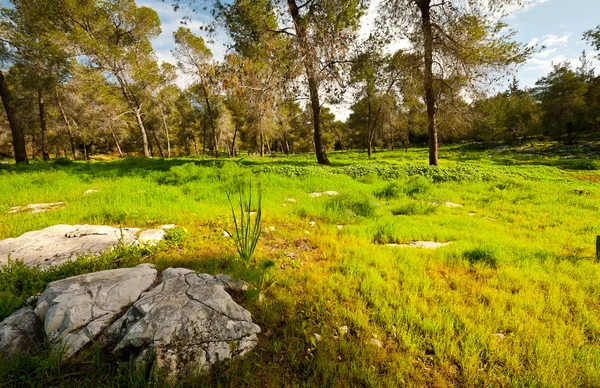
[55,87,77,160]
[0,70,28,164]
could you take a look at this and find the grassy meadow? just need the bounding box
[1,143,600,387]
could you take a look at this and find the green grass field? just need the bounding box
[1,143,600,387]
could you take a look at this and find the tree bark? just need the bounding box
[108,122,124,158]
[159,103,171,158]
[55,87,77,160]
[287,0,330,165]
[37,87,50,160]
[419,0,439,166]
[0,70,28,164]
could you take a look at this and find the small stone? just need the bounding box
[223,231,231,237]
[309,192,322,198]
[336,225,344,230]
[469,212,476,217]
[160,224,177,230]
[285,198,296,203]
[309,221,316,227]
[445,202,464,208]
[84,190,99,195]
[313,333,322,342]
[338,326,348,335]
[493,333,507,340]
[387,241,450,249]
[369,338,383,348]
[323,191,340,197]
[268,226,275,231]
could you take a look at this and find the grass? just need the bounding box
[0,143,600,386]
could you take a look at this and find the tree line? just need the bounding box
[0,0,598,166]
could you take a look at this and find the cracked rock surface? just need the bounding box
[0,306,42,360]
[0,265,260,380]
[34,264,158,358]
[107,268,260,380]
[0,224,167,269]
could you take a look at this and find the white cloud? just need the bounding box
[540,33,571,47]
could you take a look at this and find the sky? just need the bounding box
[140,0,600,120]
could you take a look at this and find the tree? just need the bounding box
[379,0,531,165]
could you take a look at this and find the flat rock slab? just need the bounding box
[387,241,451,249]
[309,191,340,198]
[7,202,65,215]
[0,225,168,269]
[34,264,158,358]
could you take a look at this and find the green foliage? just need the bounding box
[375,181,403,200]
[463,246,499,268]
[226,182,262,268]
[325,192,378,220]
[157,162,212,185]
[566,159,599,171]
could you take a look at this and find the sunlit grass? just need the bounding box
[1,145,600,386]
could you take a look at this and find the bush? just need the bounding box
[372,222,399,244]
[53,158,73,166]
[463,246,498,267]
[157,163,211,185]
[325,192,379,220]
[375,182,403,200]
[403,176,432,198]
[391,201,436,216]
[567,159,599,171]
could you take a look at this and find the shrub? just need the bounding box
[157,163,211,185]
[375,182,403,200]
[325,192,379,219]
[372,222,399,244]
[567,159,599,171]
[463,246,498,267]
[403,176,432,199]
[53,158,73,166]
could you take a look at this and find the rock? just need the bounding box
[368,338,383,348]
[0,225,167,269]
[214,274,249,293]
[107,269,260,380]
[469,212,477,217]
[309,191,339,198]
[336,225,344,230]
[0,306,42,360]
[6,202,65,215]
[223,231,231,237]
[284,198,296,203]
[34,264,158,358]
[312,333,322,342]
[84,190,99,195]
[309,221,316,227]
[493,333,507,340]
[444,202,464,208]
[137,229,166,247]
[160,224,177,230]
[338,326,348,335]
[387,241,450,249]
[268,226,275,231]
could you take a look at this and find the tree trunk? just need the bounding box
[287,0,330,165]
[151,129,165,158]
[37,88,50,160]
[133,108,150,157]
[55,87,77,160]
[108,122,124,158]
[231,123,238,157]
[0,70,28,164]
[202,87,219,158]
[159,103,171,158]
[202,113,207,155]
[419,0,439,166]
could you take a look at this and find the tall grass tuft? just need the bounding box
[226,181,262,268]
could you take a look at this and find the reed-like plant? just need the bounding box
[225,181,262,268]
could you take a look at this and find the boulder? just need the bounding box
[0,306,42,360]
[0,266,259,380]
[0,225,167,269]
[107,268,260,380]
[34,264,158,358]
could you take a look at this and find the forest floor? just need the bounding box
[1,142,600,387]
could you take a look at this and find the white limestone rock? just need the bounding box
[0,306,42,360]
[107,269,260,380]
[33,264,157,358]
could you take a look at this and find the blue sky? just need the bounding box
[141,0,600,118]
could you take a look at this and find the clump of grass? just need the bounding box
[567,159,599,171]
[372,221,400,244]
[463,246,499,267]
[225,181,262,269]
[157,162,211,185]
[375,181,403,200]
[391,201,437,216]
[325,192,379,220]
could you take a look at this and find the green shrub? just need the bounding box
[375,182,403,200]
[53,158,73,166]
[391,201,436,216]
[403,176,432,199]
[463,246,498,267]
[567,159,599,171]
[325,192,379,219]
[157,163,211,185]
